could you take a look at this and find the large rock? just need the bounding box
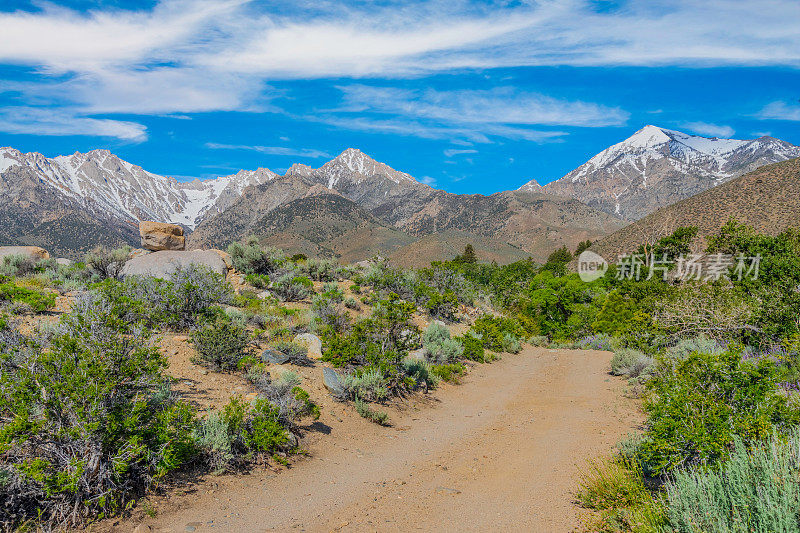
[294,333,323,359]
[139,221,185,251]
[0,246,50,261]
[322,367,345,398]
[121,250,228,279]
[261,348,291,365]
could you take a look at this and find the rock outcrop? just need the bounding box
[0,246,50,261]
[139,221,185,251]
[121,250,228,279]
[294,333,323,359]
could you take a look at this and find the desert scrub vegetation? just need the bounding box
[354,396,389,425]
[0,293,196,529]
[98,263,233,329]
[0,276,57,314]
[0,284,319,529]
[191,314,254,371]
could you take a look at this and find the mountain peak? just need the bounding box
[624,125,675,148]
[318,148,417,186]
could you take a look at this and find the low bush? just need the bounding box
[340,367,389,402]
[244,273,270,289]
[227,238,284,275]
[402,359,439,390]
[457,334,486,362]
[191,316,253,371]
[0,293,196,529]
[194,397,289,472]
[431,362,466,383]
[577,333,622,352]
[610,348,650,377]
[84,245,131,280]
[637,348,800,476]
[253,371,320,426]
[354,397,389,425]
[501,332,522,354]
[273,274,312,302]
[0,280,56,313]
[663,430,800,532]
[272,339,312,366]
[577,458,666,533]
[470,315,526,352]
[99,264,233,329]
[664,335,724,361]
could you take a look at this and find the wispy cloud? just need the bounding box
[0,0,799,139]
[419,175,437,186]
[338,86,628,127]
[682,121,735,138]
[0,107,147,141]
[757,101,800,121]
[205,142,331,159]
[444,148,478,157]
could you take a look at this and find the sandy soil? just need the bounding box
[114,346,641,533]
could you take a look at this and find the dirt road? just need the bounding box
[131,347,640,532]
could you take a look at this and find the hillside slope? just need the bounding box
[590,157,800,260]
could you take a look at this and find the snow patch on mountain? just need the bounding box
[0,148,276,228]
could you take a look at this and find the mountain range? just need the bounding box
[589,157,800,261]
[1,126,798,264]
[520,125,800,221]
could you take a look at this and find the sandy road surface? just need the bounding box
[123,347,640,533]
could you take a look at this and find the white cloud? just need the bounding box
[757,101,800,121]
[0,107,147,141]
[1,0,798,139]
[338,86,628,127]
[682,121,736,138]
[419,175,437,186]
[444,149,478,157]
[205,142,331,158]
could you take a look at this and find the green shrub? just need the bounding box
[244,273,270,289]
[272,339,312,365]
[195,397,289,471]
[577,458,666,533]
[0,254,39,277]
[321,294,419,377]
[457,334,486,362]
[402,359,439,390]
[191,316,252,371]
[611,348,649,376]
[99,264,233,329]
[638,348,800,476]
[0,281,56,313]
[84,245,131,279]
[501,333,522,354]
[665,335,724,361]
[428,337,465,363]
[431,362,466,383]
[0,293,196,529]
[354,397,389,425]
[344,296,360,310]
[664,430,800,533]
[273,274,312,302]
[340,367,389,402]
[470,315,525,352]
[227,238,284,275]
[423,321,450,347]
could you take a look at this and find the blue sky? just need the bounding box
[0,0,799,194]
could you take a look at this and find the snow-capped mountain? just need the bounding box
[0,147,276,228]
[286,148,427,212]
[520,125,800,220]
